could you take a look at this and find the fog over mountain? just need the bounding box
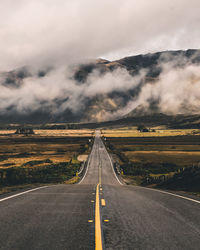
[0,1,200,123]
[1,49,200,123]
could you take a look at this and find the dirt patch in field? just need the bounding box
[77,155,88,162]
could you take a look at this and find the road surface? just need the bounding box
[0,131,200,249]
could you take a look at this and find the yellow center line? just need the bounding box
[101,199,106,206]
[95,183,103,250]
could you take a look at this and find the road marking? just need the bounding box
[101,199,106,206]
[78,150,92,184]
[0,186,48,203]
[100,188,102,191]
[88,220,93,223]
[95,184,103,250]
[91,200,95,203]
[146,187,200,204]
[104,219,109,222]
[106,150,123,185]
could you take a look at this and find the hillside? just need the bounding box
[0,49,200,125]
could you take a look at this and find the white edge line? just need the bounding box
[143,186,200,204]
[78,148,93,184]
[0,186,48,203]
[105,147,123,185]
[102,137,199,203]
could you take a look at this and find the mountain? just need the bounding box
[0,49,200,125]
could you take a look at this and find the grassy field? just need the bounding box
[102,127,200,137]
[0,129,94,193]
[105,135,200,167]
[0,135,93,168]
[35,129,94,137]
[104,129,200,193]
[0,129,94,137]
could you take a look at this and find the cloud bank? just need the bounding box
[125,63,200,116]
[1,57,200,121]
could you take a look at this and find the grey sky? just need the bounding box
[0,0,200,70]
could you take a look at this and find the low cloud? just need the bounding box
[1,54,200,121]
[123,61,200,116]
[0,66,145,117]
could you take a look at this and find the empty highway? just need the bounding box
[0,132,200,250]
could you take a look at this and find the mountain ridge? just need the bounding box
[0,49,200,125]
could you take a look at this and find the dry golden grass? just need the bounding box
[0,139,88,168]
[64,176,80,184]
[0,154,73,168]
[102,128,200,137]
[0,130,16,135]
[35,129,94,137]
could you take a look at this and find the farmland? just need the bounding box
[103,128,200,194]
[102,127,200,137]
[0,129,94,194]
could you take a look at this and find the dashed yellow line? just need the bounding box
[101,199,106,206]
[95,184,103,250]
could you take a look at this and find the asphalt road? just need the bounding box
[0,132,200,250]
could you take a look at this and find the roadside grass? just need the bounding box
[64,176,80,184]
[0,183,48,195]
[104,133,200,193]
[0,133,93,194]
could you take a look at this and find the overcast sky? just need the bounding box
[0,0,200,70]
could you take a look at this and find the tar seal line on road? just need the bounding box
[145,187,200,204]
[0,186,48,203]
[78,147,93,184]
[105,147,123,185]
